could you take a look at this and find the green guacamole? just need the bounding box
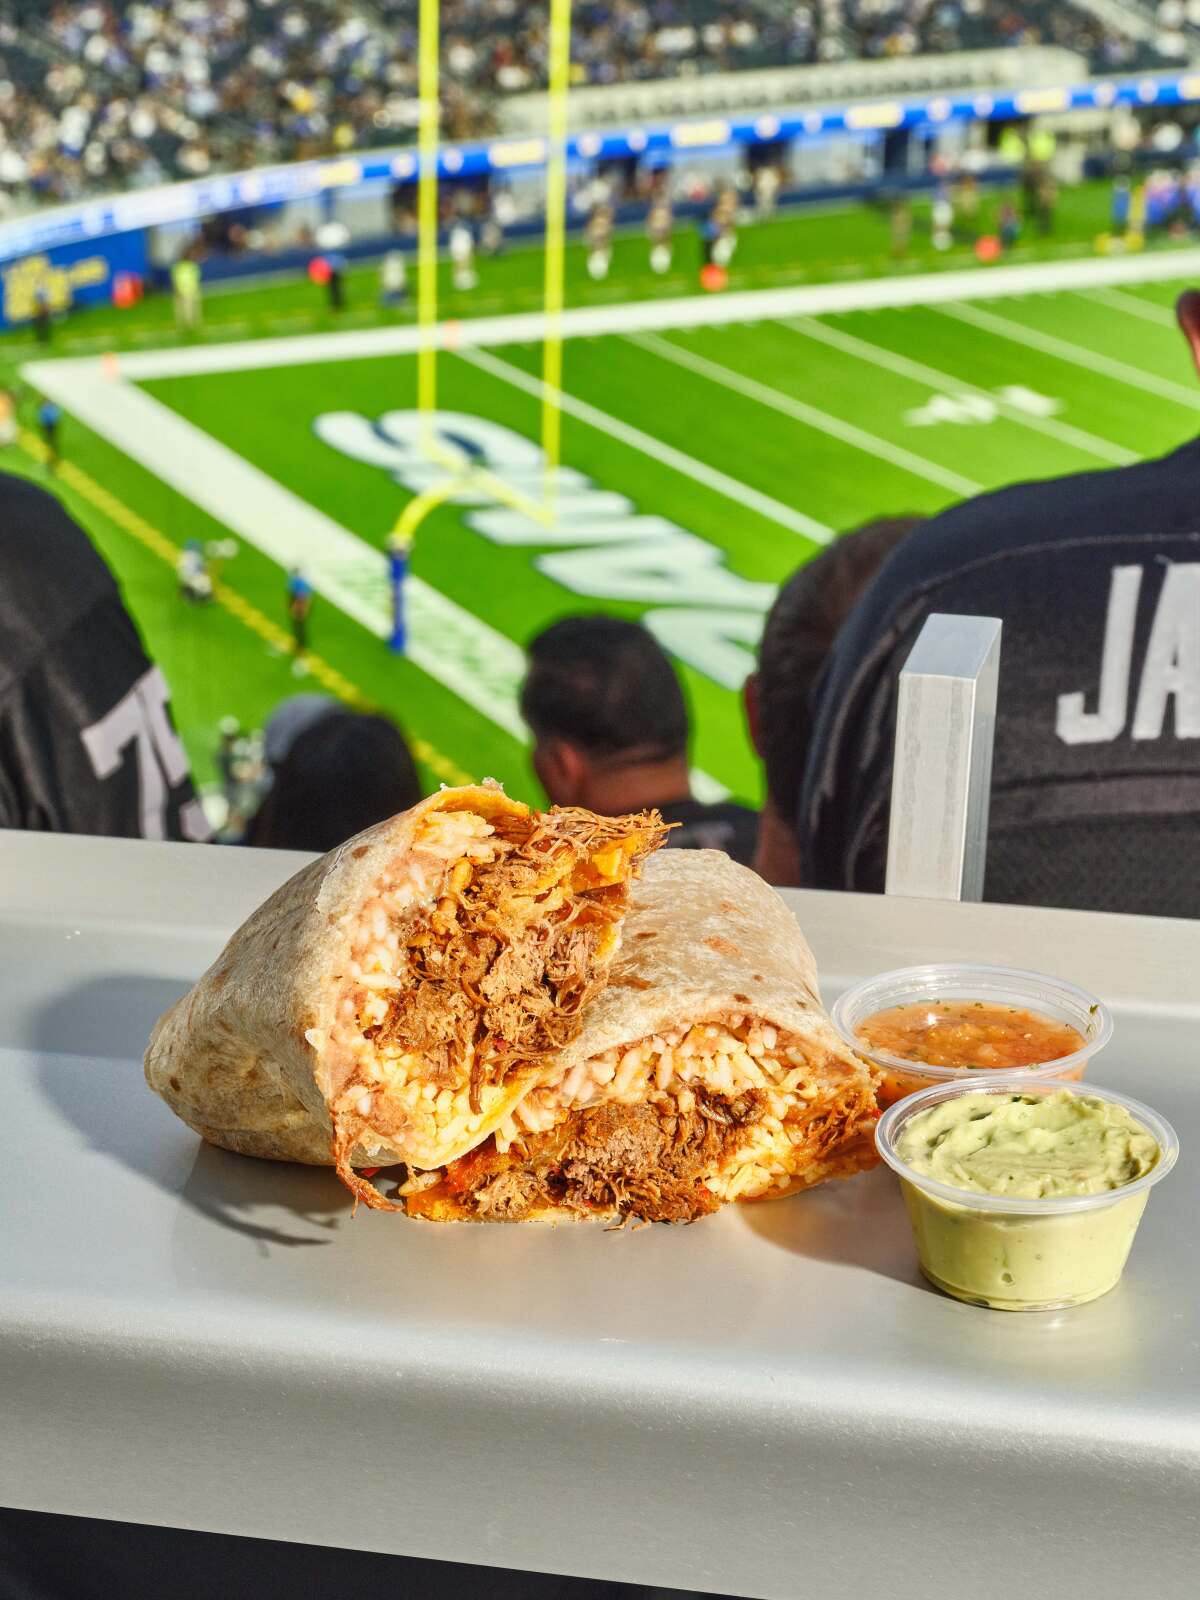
[894,1090,1161,1310]
[895,1089,1159,1199]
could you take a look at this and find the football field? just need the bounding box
[17,243,1200,811]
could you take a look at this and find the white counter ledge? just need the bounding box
[1,830,1196,1599]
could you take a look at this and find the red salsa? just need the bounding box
[857,1000,1086,1071]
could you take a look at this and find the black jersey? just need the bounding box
[797,438,1200,917]
[0,473,209,840]
[659,796,759,867]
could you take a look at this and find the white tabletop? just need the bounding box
[1,830,1196,1599]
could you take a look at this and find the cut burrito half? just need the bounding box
[145,783,667,1203]
[397,850,881,1223]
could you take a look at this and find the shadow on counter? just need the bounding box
[735,1163,933,1291]
[32,975,353,1251]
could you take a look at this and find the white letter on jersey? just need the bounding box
[81,666,196,841]
[1132,563,1200,740]
[1056,565,1143,745]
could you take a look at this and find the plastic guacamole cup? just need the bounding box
[831,963,1113,1107]
[875,1078,1178,1312]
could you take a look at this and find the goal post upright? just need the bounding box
[541,0,572,519]
[416,0,439,455]
[390,0,567,652]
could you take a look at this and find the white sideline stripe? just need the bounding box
[24,352,733,796]
[628,330,982,497]
[780,316,1137,466]
[58,245,1200,383]
[26,358,530,739]
[1083,286,1180,327]
[940,300,1200,411]
[457,345,831,543]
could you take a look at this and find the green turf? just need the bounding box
[133,264,1200,807]
[0,179,1127,368]
[6,182,1200,818]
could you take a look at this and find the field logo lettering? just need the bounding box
[905,385,1060,428]
[315,408,775,689]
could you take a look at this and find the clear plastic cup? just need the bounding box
[830,963,1113,1107]
[875,1077,1179,1311]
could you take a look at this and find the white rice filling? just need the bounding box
[491,1015,868,1204]
[321,810,510,1162]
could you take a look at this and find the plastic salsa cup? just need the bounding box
[830,962,1113,1107]
[875,1077,1179,1312]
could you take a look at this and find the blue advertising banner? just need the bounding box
[2,69,1200,272]
[0,228,148,329]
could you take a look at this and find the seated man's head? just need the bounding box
[745,516,921,885]
[521,616,691,812]
[246,708,422,853]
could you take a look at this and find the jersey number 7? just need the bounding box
[81,666,210,841]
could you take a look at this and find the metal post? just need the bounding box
[885,613,1002,902]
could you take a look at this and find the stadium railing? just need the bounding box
[498,46,1090,132]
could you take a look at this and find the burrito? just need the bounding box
[145,783,667,1204]
[400,850,880,1222]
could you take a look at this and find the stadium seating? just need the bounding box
[0,0,1185,204]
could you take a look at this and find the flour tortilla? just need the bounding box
[553,848,826,1073]
[144,783,660,1174]
[401,849,880,1220]
[146,828,876,1216]
[553,849,879,1208]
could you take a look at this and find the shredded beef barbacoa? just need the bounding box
[426,1089,769,1224]
[372,808,665,1112]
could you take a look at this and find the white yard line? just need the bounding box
[24,351,733,795]
[27,358,530,740]
[780,316,1137,466]
[1082,285,1180,328]
[457,345,831,543]
[23,244,1200,784]
[59,246,1200,384]
[940,300,1200,411]
[629,330,982,497]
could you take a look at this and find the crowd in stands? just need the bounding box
[0,0,1185,204]
[1151,1,1200,62]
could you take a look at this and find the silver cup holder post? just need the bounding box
[885,613,1002,903]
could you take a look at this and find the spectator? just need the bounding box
[244,707,422,852]
[744,516,920,886]
[521,614,758,865]
[261,691,337,771]
[0,472,209,840]
[796,292,1200,917]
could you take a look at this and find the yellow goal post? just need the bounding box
[392,0,572,559]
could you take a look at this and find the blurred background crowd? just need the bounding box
[0,0,1192,204]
